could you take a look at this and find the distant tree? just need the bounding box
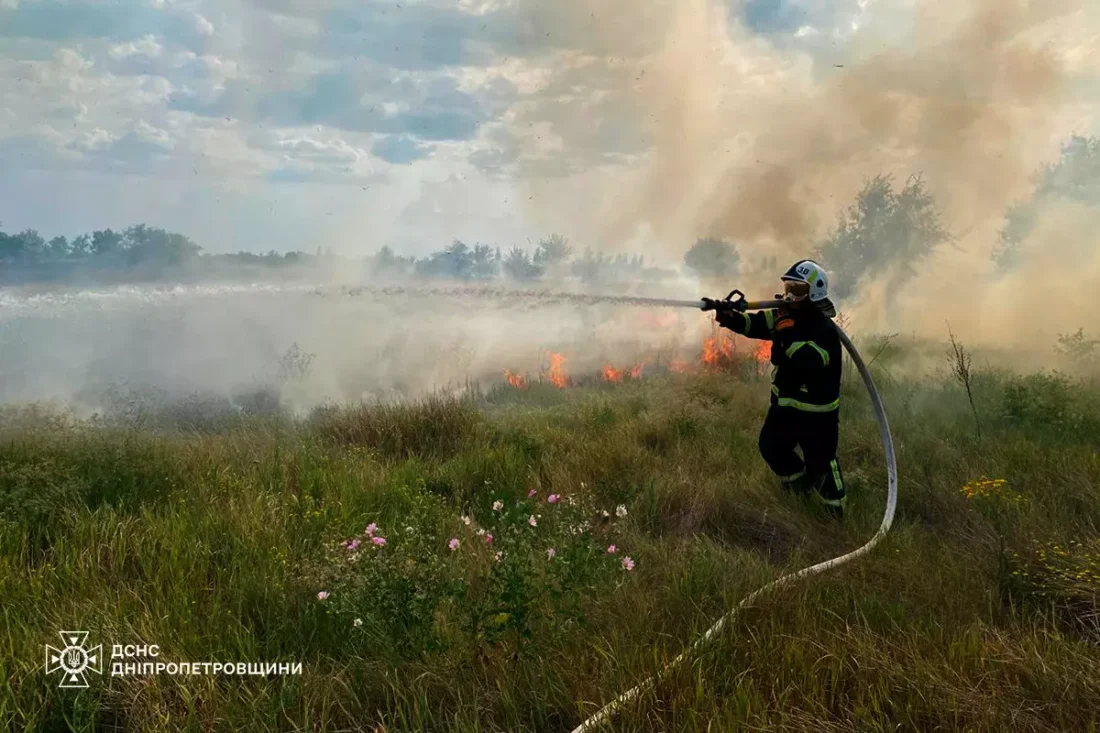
[816,174,949,301]
[994,134,1100,270]
[69,234,92,258]
[46,236,69,259]
[571,247,607,284]
[443,240,473,279]
[414,240,476,279]
[1055,328,1098,366]
[0,229,48,263]
[91,229,124,256]
[533,234,572,276]
[373,245,407,275]
[683,237,740,279]
[470,244,498,279]
[502,246,542,281]
[0,229,16,262]
[122,225,200,267]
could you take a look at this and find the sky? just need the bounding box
[0,0,1097,262]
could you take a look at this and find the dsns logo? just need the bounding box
[45,631,103,688]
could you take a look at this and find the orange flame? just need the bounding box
[702,337,718,366]
[602,364,624,383]
[503,369,528,388]
[702,333,735,368]
[755,341,772,362]
[546,352,569,389]
[630,358,652,379]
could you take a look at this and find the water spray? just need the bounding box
[568,289,899,733]
[317,283,789,312]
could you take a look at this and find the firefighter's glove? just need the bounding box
[714,308,740,329]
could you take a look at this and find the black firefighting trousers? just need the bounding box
[758,404,846,512]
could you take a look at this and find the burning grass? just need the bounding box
[500,323,771,391]
[3,360,1100,732]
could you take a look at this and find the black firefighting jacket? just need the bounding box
[716,306,842,412]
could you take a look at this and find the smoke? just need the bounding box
[508,0,1099,347]
[0,282,708,413]
[3,0,1099,413]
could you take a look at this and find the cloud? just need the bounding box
[372,135,434,164]
[192,13,215,37]
[0,0,212,50]
[76,125,176,167]
[322,3,492,71]
[742,0,809,33]
[173,65,503,144]
[0,134,79,172]
[109,35,164,60]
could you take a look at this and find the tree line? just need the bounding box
[2,134,1095,292]
[370,234,668,284]
[0,224,201,268]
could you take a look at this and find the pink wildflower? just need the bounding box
[485,533,493,545]
[317,591,329,600]
[547,547,556,559]
[494,551,502,563]
[528,489,537,497]
[365,522,378,536]
[347,538,360,552]
[448,537,460,551]
[621,557,635,571]
[371,536,387,546]
[492,500,503,511]
[547,494,560,504]
[607,544,617,554]
[528,515,538,527]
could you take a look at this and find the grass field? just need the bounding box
[2,341,1100,732]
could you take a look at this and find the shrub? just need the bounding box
[1000,372,1072,428]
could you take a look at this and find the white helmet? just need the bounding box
[781,260,836,316]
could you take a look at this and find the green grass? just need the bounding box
[2,360,1099,732]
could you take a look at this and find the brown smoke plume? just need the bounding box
[513,0,1099,348]
[619,0,1081,244]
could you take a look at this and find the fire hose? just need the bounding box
[569,291,899,733]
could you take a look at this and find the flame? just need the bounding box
[503,369,528,389]
[501,327,771,390]
[546,351,569,389]
[702,332,736,368]
[602,364,624,383]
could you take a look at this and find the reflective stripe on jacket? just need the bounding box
[717,307,841,412]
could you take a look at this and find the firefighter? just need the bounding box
[702,260,846,518]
